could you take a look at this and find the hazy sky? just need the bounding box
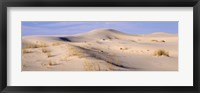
[22,21,178,36]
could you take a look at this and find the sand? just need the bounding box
[22,28,178,71]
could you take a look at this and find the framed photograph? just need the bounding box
[0,0,199,93]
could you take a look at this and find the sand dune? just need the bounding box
[22,28,178,71]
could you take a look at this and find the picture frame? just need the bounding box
[0,0,199,93]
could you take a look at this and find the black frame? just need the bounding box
[0,0,199,93]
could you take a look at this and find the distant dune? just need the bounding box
[22,28,178,71]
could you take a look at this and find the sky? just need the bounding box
[22,21,178,36]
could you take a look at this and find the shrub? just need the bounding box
[161,40,165,42]
[131,40,136,42]
[47,52,54,57]
[52,42,64,46]
[48,60,60,66]
[83,60,100,71]
[153,49,169,57]
[41,48,50,53]
[25,41,49,48]
[68,46,87,58]
[151,39,166,43]
[151,40,159,42]
[120,47,128,50]
[60,55,68,61]
[22,49,32,54]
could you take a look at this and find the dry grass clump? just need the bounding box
[48,60,61,66]
[107,36,112,40]
[161,40,165,42]
[68,46,88,58]
[47,52,54,57]
[60,55,68,61]
[96,50,104,53]
[105,36,118,40]
[52,42,64,46]
[151,40,159,42]
[22,49,33,54]
[49,61,59,66]
[41,60,61,67]
[131,40,136,42]
[151,39,166,43]
[153,49,169,57]
[83,60,100,71]
[41,48,53,57]
[120,47,128,50]
[41,48,50,53]
[25,41,49,48]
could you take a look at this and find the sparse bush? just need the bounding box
[48,60,60,66]
[22,49,32,54]
[153,49,169,57]
[52,42,64,46]
[24,45,32,49]
[47,52,54,57]
[68,47,87,58]
[34,41,49,47]
[60,55,68,61]
[151,39,166,43]
[25,41,49,48]
[99,50,104,53]
[83,60,100,71]
[131,40,136,42]
[161,40,165,42]
[107,36,112,40]
[151,40,159,42]
[120,47,128,50]
[41,48,50,53]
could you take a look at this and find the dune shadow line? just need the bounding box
[59,37,71,42]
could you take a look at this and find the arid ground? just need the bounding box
[22,29,178,71]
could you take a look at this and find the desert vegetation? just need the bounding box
[46,52,54,57]
[120,47,128,50]
[83,60,100,71]
[22,28,177,71]
[153,49,169,57]
[151,39,166,43]
[22,48,33,54]
[48,60,61,66]
[24,41,49,48]
[52,42,64,46]
[41,48,50,53]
